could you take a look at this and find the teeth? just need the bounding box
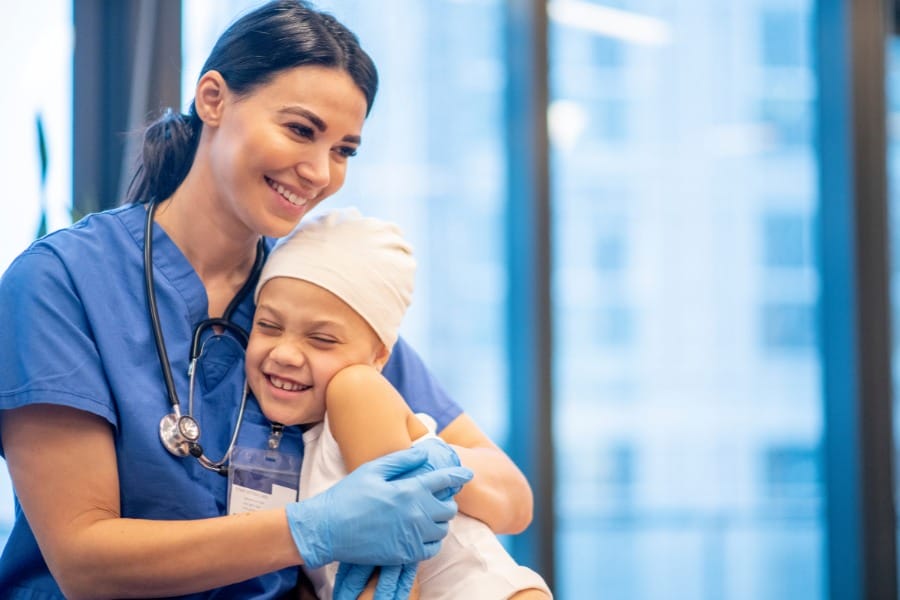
[269,375,310,392]
[268,179,308,207]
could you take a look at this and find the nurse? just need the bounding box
[0,1,532,598]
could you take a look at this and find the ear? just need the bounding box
[194,70,228,127]
[373,344,391,372]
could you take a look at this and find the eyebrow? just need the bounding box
[278,106,362,145]
[255,303,284,320]
[306,319,346,332]
[257,304,345,330]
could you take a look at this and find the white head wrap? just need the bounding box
[255,207,415,351]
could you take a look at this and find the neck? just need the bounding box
[152,176,261,318]
[154,181,259,282]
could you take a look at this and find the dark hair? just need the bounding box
[127,0,378,204]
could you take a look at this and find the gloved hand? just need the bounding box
[411,437,465,500]
[333,563,417,600]
[286,444,473,569]
[330,439,468,599]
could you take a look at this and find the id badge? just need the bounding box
[228,445,301,515]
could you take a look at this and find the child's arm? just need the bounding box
[325,363,428,600]
[326,363,427,470]
[329,364,532,535]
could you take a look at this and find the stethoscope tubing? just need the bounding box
[144,201,182,416]
[143,200,266,474]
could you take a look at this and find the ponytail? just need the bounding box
[127,106,201,204]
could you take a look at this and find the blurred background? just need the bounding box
[2,0,899,598]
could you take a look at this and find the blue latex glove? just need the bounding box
[333,563,374,600]
[375,564,417,600]
[287,444,473,569]
[411,437,464,500]
[332,439,469,599]
[333,563,417,600]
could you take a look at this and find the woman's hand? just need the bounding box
[285,444,473,568]
[332,562,418,600]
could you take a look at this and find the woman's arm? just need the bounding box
[2,404,301,600]
[439,415,533,535]
[382,339,533,534]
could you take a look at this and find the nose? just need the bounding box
[295,147,331,193]
[268,339,307,368]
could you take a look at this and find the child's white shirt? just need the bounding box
[298,413,552,599]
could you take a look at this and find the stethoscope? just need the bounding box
[144,201,268,475]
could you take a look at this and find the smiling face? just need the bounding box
[195,65,368,239]
[246,277,389,426]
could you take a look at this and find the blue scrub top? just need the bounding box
[0,204,462,599]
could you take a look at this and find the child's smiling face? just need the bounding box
[245,277,388,426]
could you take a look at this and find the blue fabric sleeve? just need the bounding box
[0,248,117,440]
[381,337,462,432]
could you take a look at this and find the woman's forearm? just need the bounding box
[49,510,301,600]
[3,404,302,599]
[438,413,534,534]
[450,443,533,534]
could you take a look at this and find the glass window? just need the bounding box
[0,2,72,271]
[887,35,900,598]
[763,445,820,505]
[0,0,73,549]
[761,302,816,350]
[550,1,823,598]
[762,10,805,68]
[763,212,808,268]
[759,98,812,148]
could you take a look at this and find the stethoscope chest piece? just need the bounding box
[160,413,201,457]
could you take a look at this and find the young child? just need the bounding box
[246,208,552,599]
